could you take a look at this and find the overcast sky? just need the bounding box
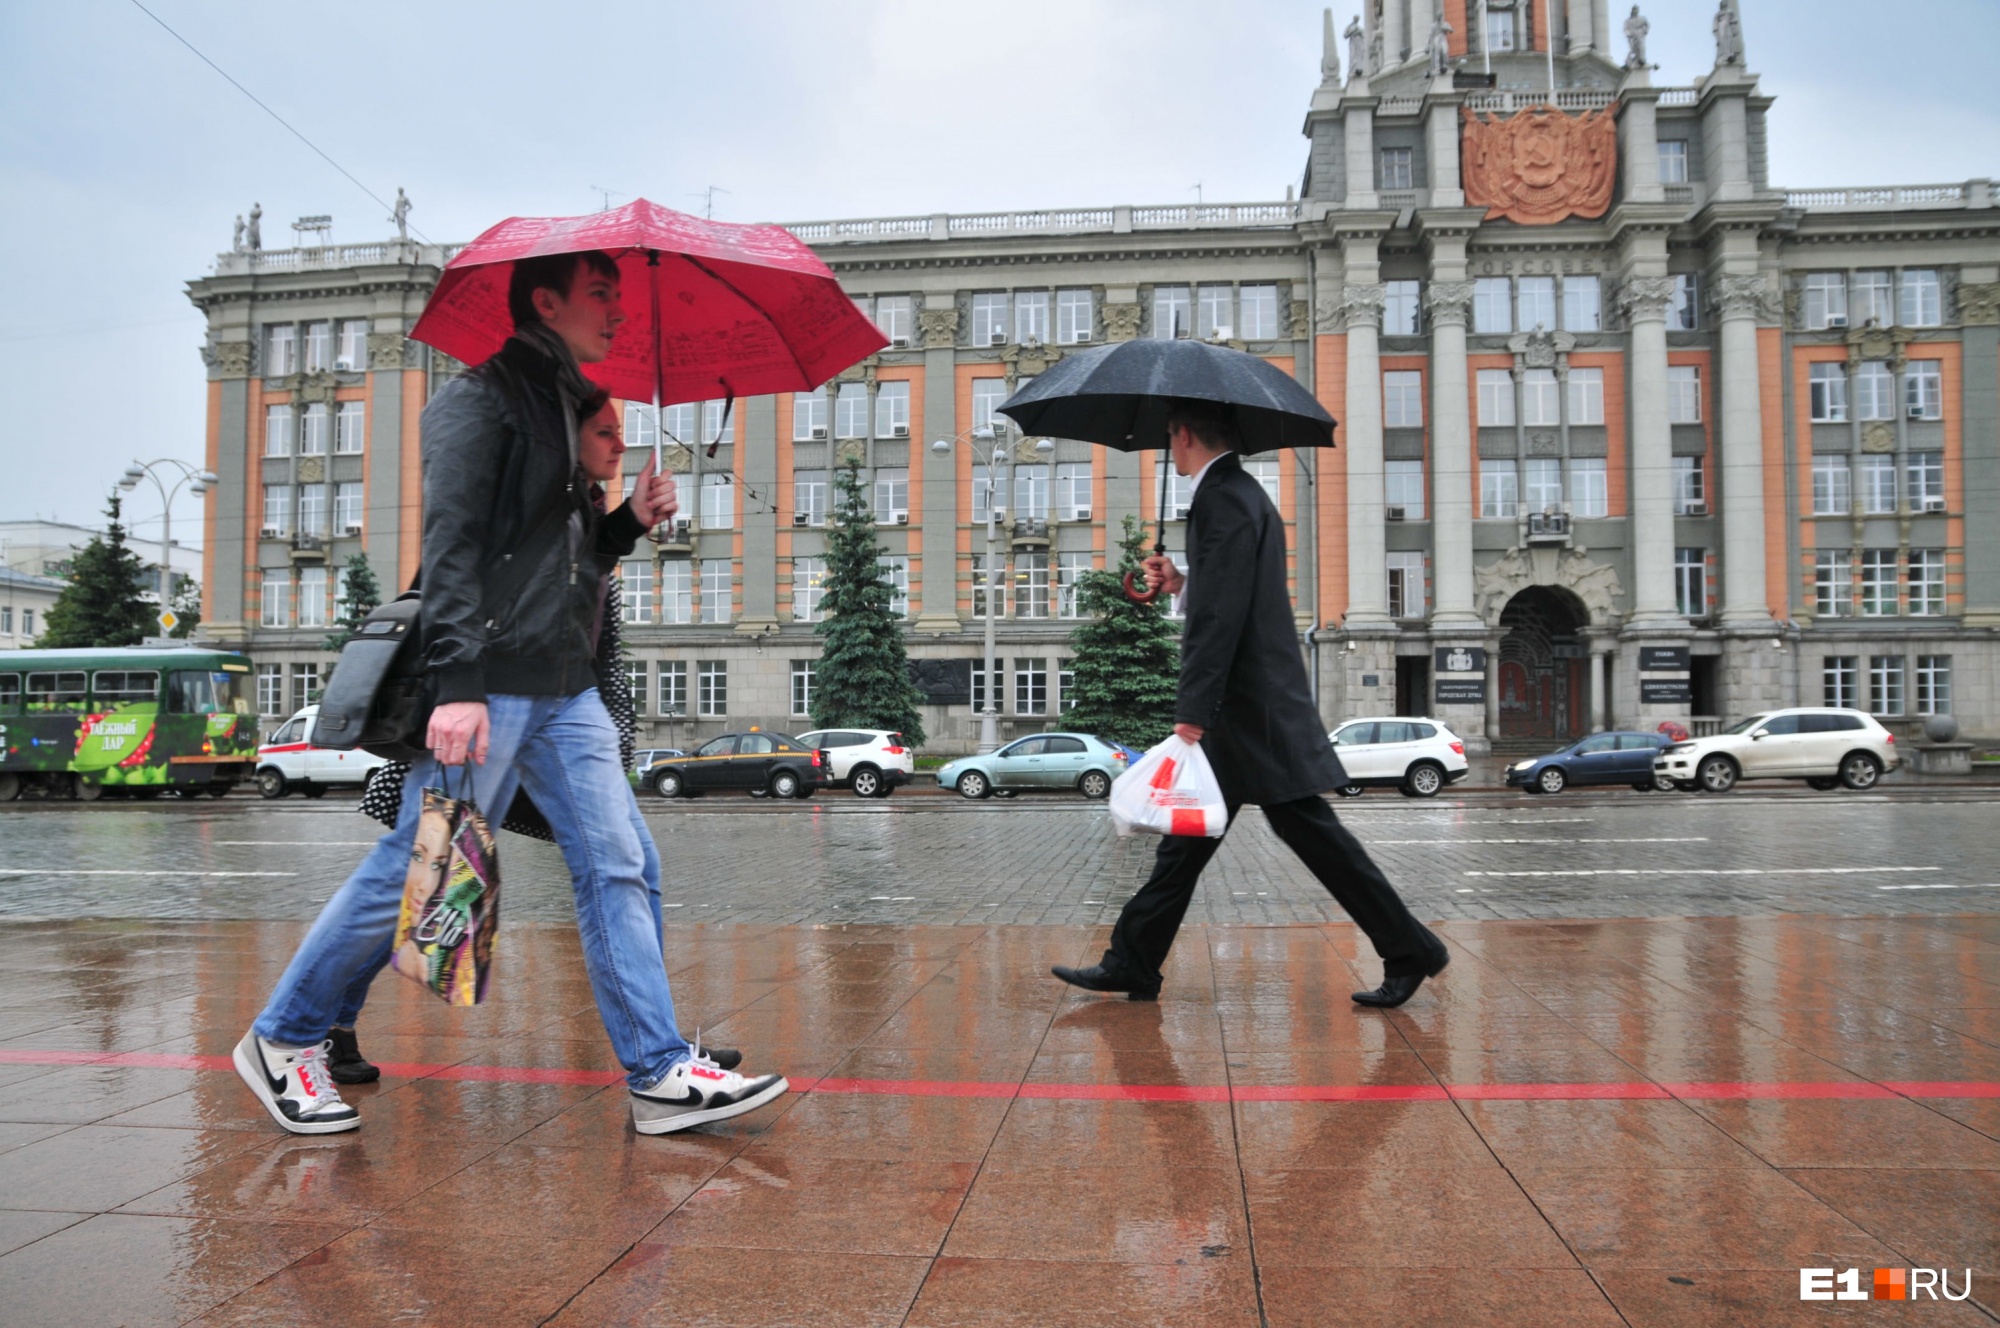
[2,0,1995,555]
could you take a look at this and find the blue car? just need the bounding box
[935,733,1131,800]
[1505,731,1674,795]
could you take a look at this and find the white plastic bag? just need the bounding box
[1108,736,1229,838]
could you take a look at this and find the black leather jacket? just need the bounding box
[418,336,644,704]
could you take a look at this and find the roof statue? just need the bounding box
[1367,20,1383,75]
[390,188,412,241]
[1320,8,1340,84]
[246,203,262,251]
[1623,5,1650,69]
[1427,14,1454,79]
[1346,16,1368,79]
[230,215,245,253]
[1713,0,1745,66]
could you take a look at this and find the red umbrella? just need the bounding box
[410,198,885,462]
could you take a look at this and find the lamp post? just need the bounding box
[932,423,1054,752]
[117,459,217,621]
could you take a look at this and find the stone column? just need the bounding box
[1591,648,1610,732]
[1618,276,1684,626]
[1566,0,1597,54]
[915,298,963,633]
[1714,274,1775,624]
[1426,281,1481,629]
[1616,74,1665,205]
[1382,0,1407,70]
[1697,66,1757,204]
[1484,648,1500,739]
[1960,275,2000,626]
[1424,92,1465,208]
[1341,279,1391,625]
[1343,100,1380,210]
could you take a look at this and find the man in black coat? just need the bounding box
[1054,400,1448,1006]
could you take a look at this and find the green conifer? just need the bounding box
[168,576,202,638]
[324,552,383,652]
[810,461,927,745]
[1061,515,1180,748]
[36,495,154,648]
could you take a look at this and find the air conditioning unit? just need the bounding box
[1073,508,1092,522]
[889,336,911,349]
[1923,497,1946,513]
[1908,405,1929,420]
[792,512,809,526]
[988,331,1007,347]
[1385,506,1407,522]
[342,522,363,535]
[260,525,281,538]
[1683,502,1708,517]
[893,512,909,525]
[810,426,828,440]
[1827,315,1850,328]
[891,424,909,438]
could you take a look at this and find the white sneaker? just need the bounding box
[630,1057,788,1135]
[233,1030,361,1135]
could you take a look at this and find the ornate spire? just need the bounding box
[1321,7,1340,85]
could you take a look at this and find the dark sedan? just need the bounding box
[646,731,828,800]
[1505,731,1673,794]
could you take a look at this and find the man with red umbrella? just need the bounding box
[235,201,880,1137]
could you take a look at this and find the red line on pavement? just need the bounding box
[2,1050,1992,1104]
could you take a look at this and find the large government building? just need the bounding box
[186,0,2000,752]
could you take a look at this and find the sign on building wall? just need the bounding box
[1436,677,1488,705]
[1434,646,1487,674]
[908,658,971,706]
[1641,679,1693,705]
[1639,647,1691,672]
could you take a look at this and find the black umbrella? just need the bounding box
[997,338,1336,600]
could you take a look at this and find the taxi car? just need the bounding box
[645,730,829,800]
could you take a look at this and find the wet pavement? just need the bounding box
[0,911,1996,1326]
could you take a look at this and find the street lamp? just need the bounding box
[117,458,218,621]
[932,421,1054,753]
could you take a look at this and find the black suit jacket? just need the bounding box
[1176,452,1346,805]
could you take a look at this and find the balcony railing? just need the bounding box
[786,201,1302,246]
[1782,181,1994,211]
[1463,89,1621,114]
[212,241,461,275]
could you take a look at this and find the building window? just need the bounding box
[1905,361,1942,420]
[336,319,367,371]
[1057,552,1091,618]
[971,661,996,713]
[1053,462,1093,520]
[1523,457,1563,512]
[699,559,731,624]
[262,485,291,536]
[303,322,332,372]
[878,556,910,617]
[1473,277,1512,334]
[1477,369,1515,426]
[257,663,284,716]
[792,387,828,440]
[296,566,327,629]
[1244,456,1280,507]
[626,660,648,714]
[1906,452,1944,511]
[1673,456,1705,515]
[873,380,910,438]
[971,292,1009,345]
[1567,368,1605,425]
[1048,290,1096,344]
[696,661,727,717]
[265,404,293,457]
[660,561,692,625]
[1823,656,1859,709]
[1383,280,1421,336]
[1816,460,1856,516]
[18,609,30,637]
[794,470,828,527]
[1900,269,1942,327]
[875,296,913,344]
[1814,551,1852,617]
[1377,147,1413,191]
[334,482,363,533]
[1567,459,1608,518]
[1809,362,1848,422]
[1480,460,1518,518]
[1386,551,1425,619]
[297,485,327,537]
[1908,548,1945,616]
[1675,548,1707,617]
[660,401,694,443]
[1152,285,1191,339]
[1855,361,1896,421]
[298,403,328,457]
[1196,284,1234,339]
[1382,370,1424,427]
[1562,276,1601,332]
[1669,274,1699,331]
[1013,464,1050,520]
[265,324,296,376]
[1521,369,1560,426]
[834,383,869,440]
[1384,460,1425,520]
[334,400,365,454]
[699,472,734,530]
[970,553,1002,617]
[1014,658,1048,715]
[971,378,1008,437]
[1860,549,1898,616]
[1239,284,1278,339]
[790,659,815,717]
[658,660,687,715]
[1869,656,1905,716]
[1516,277,1557,333]
[0,607,10,636]
[1859,455,1898,515]
[1164,468,1194,521]
[873,467,910,525]
[1657,140,1689,184]
[1058,657,1077,713]
[625,403,660,450]
[970,464,997,523]
[261,571,291,628]
[1852,270,1894,326]
[1804,273,1847,329]
[1916,655,1951,714]
[1667,365,1702,423]
[1014,290,1050,344]
[1015,551,1050,619]
[791,556,826,622]
[622,561,654,623]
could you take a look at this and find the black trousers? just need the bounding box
[1107,795,1441,987]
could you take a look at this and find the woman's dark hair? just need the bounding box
[1164,398,1240,452]
[508,250,621,329]
[577,387,613,424]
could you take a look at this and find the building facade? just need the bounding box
[186,0,2000,748]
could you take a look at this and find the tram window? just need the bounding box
[26,672,87,712]
[0,674,18,714]
[91,671,160,704]
[169,670,252,716]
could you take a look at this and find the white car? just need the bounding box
[256,705,390,799]
[1653,707,1900,793]
[792,729,915,798]
[1327,717,1470,798]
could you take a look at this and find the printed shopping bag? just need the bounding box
[390,773,500,1005]
[1108,735,1229,839]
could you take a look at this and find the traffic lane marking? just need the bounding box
[0,869,298,878]
[1461,867,1944,878]
[1366,837,1710,845]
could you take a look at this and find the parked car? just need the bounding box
[935,733,1129,800]
[1506,731,1674,794]
[645,730,828,800]
[1326,717,1469,798]
[255,705,390,799]
[1653,708,1899,793]
[629,748,685,792]
[792,729,914,798]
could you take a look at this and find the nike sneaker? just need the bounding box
[233,1030,361,1134]
[630,1057,787,1135]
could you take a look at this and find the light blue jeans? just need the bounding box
[255,689,689,1089]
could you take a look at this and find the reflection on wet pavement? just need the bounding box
[0,915,1995,1325]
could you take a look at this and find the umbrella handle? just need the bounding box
[1122,570,1163,604]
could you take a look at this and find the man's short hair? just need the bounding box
[508,251,621,329]
[1165,398,1240,452]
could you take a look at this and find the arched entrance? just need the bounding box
[1497,586,1589,740]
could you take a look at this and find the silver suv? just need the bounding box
[1654,708,1899,794]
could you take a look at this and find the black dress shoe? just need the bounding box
[1351,946,1450,1009]
[1051,963,1160,1001]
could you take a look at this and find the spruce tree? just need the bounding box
[1062,515,1180,749]
[324,552,383,652]
[36,495,153,648]
[168,576,202,638]
[810,460,926,745]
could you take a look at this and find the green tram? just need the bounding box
[0,647,260,801]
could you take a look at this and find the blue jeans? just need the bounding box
[256,689,688,1089]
